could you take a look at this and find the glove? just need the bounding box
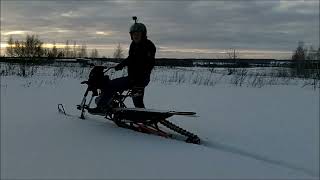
[115,64,124,71]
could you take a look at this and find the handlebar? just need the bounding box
[86,62,115,70]
[103,66,115,73]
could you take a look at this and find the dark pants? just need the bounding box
[97,76,149,108]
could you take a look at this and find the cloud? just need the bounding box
[275,0,317,11]
[60,11,80,18]
[1,0,318,59]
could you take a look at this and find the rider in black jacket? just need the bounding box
[116,38,156,86]
[88,17,156,115]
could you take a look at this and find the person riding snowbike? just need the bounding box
[88,17,156,115]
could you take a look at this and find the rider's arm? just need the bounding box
[115,58,128,70]
[143,41,156,73]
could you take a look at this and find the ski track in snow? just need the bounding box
[201,140,317,177]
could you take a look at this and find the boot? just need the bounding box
[87,106,110,116]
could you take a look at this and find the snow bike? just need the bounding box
[59,65,201,144]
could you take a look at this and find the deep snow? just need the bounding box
[1,67,319,179]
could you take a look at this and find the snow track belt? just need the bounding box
[159,119,200,144]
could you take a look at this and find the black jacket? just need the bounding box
[118,38,156,86]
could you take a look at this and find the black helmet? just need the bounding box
[129,16,147,37]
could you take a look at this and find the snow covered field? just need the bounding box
[1,64,319,179]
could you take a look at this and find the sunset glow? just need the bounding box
[0,43,293,59]
[2,31,31,36]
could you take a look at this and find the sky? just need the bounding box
[0,0,319,59]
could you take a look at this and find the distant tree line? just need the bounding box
[290,41,320,80]
[113,43,124,59]
[5,34,100,59]
[292,41,320,61]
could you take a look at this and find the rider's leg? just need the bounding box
[132,88,145,108]
[131,78,150,108]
